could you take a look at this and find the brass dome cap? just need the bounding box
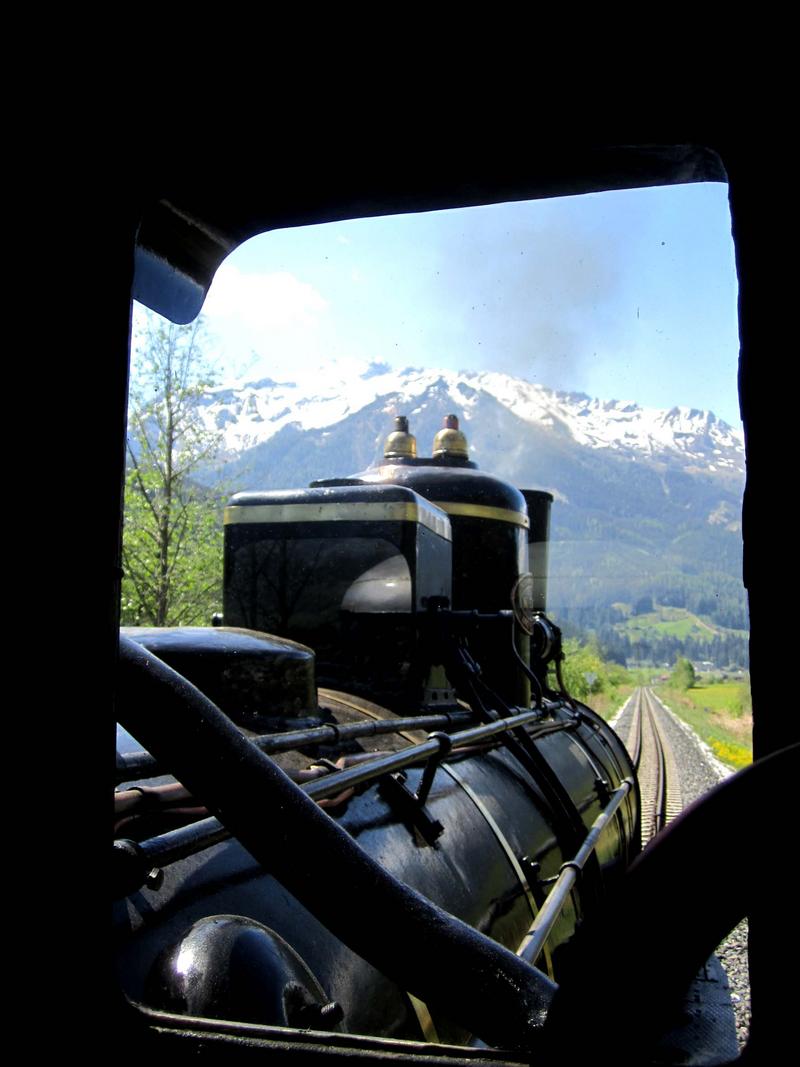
[433,414,469,459]
[384,415,417,459]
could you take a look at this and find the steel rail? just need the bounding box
[644,690,667,836]
[643,687,684,830]
[116,713,575,875]
[631,687,671,844]
[516,777,634,967]
[628,688,644,771]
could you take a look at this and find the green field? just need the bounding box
[682,681,750,714]
[615,605,746,643]
[652,681,752,769]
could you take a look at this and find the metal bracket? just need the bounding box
[594,776,611,805]
[416,732,452,805]
[377,738,452,845]
[519,855,553,905]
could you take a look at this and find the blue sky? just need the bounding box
[156,180,741,426]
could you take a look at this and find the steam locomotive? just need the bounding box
[113,413,640,1052]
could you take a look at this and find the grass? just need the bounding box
[588,682,637,721]
[577,668,652,722]
[619,607,717,642]
[614,606,748,644]
[652,682,752,770]
[683,681,750,715]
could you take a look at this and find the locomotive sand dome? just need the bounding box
[114,413,639,1049]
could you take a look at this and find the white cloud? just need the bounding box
[203,263,329,330]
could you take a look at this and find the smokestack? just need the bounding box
[520,490,553,613]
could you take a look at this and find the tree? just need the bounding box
[670,656,696,690]
[633,594,654,616]
[556,637,606,700]
[121,313,225,626]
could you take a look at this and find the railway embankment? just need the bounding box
[653,681,752,769]
[610,688,750,1049]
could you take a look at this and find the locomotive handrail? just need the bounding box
[516,777,635,966]
[115,710,577,879]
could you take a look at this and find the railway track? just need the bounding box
[619,687,750,1052]
[626,686,684,845]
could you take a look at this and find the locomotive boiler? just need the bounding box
[113,413,640,1052]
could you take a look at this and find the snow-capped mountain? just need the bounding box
[197,362,744,476]
[193,360,747,652]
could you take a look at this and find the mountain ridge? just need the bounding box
[194,363,747,665]
[198,362,744,477]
